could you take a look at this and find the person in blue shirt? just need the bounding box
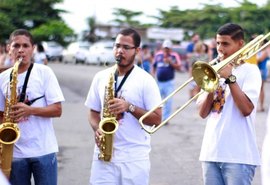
[186,33,200,54]
[152,39,181,123]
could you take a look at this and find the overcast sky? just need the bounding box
[55,0,267,34]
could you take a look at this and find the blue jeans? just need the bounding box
[10,153,57,185]
[157,79,174,122]
[202,162,256,185]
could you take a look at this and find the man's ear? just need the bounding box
[135,47,141,55]
[239,39,245,48]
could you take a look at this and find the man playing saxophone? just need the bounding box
[197,23,262,185]
[85,28,162,185]
[0,29,64,185]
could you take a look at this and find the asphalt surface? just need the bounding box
[49,62,269,185]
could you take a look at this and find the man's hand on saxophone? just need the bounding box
[10,102,30,122]
[94,129,103,148]
[108,97,129,120]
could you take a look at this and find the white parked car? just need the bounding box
[42,41,64,62]
[63,41,90,64]
[85,40,115,65]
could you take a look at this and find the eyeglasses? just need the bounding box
[113,43,136,51]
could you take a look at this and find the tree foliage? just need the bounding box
[31,20,74,46]
[86,16,98,42]
[107,1,270,41]
[153,1,270,40]
[0,0,74,45]
[1,0,270,44]
[112,8,143,27]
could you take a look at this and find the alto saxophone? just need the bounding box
[98,66,118,162]
[0,58,22,178]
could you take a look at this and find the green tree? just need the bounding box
[31,20,74,46]
[153,1,270,40]
[112,8,143,27]
[86,16,97,42]
[0,0,74,45]
[230,1,270,35]
[0,12,16,42]
[154,4,230,40]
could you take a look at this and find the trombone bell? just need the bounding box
[192,61,219,93]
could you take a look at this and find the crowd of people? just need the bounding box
[0,24,269,185]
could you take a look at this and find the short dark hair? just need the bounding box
[36,43,45,52]
[217,23,244,41]
[142,44,148,49]
[117,28,141,48]
[9,29,34,45]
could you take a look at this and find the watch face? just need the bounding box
[129,104,135,112]
[229,75,236,82]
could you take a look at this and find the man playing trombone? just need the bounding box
[197,23,262,185]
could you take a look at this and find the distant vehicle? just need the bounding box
[63,41,91,64]
[85,40,115,65]
[42,41,64,62]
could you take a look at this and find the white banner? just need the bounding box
[147,27,184,41]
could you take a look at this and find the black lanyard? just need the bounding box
[10,63,34,102]
[114,66,134,97]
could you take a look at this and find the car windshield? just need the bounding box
[47,42,60,47]
[79,45,90,49]
[104,46,113,49]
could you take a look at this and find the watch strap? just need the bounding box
[225,78,230,84]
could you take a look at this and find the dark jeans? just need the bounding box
[10,153,57,185]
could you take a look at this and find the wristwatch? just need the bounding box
[128,104,136,113]
[225,74,236,84]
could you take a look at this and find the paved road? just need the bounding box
[49,62,269,185]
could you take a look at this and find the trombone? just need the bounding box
[139,32,270,134]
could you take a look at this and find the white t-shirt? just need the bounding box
[262,107,270,185]
[0,170,9,185]
[0,63,65,158]
[85,65,161,162]
[198,63,261,165]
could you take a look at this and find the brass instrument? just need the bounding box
[139,32,270,134]
[98,66,118,162]
[0,58,22,178]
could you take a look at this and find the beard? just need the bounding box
[117,54,136,68]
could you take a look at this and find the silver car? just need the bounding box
[63,41,91,64]
[42,41,64,62]
[86,40,115,65]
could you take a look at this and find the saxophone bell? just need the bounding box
[98,117,118,161]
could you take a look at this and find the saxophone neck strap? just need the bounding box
[114,65,134,97]
[10,63,34,102]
